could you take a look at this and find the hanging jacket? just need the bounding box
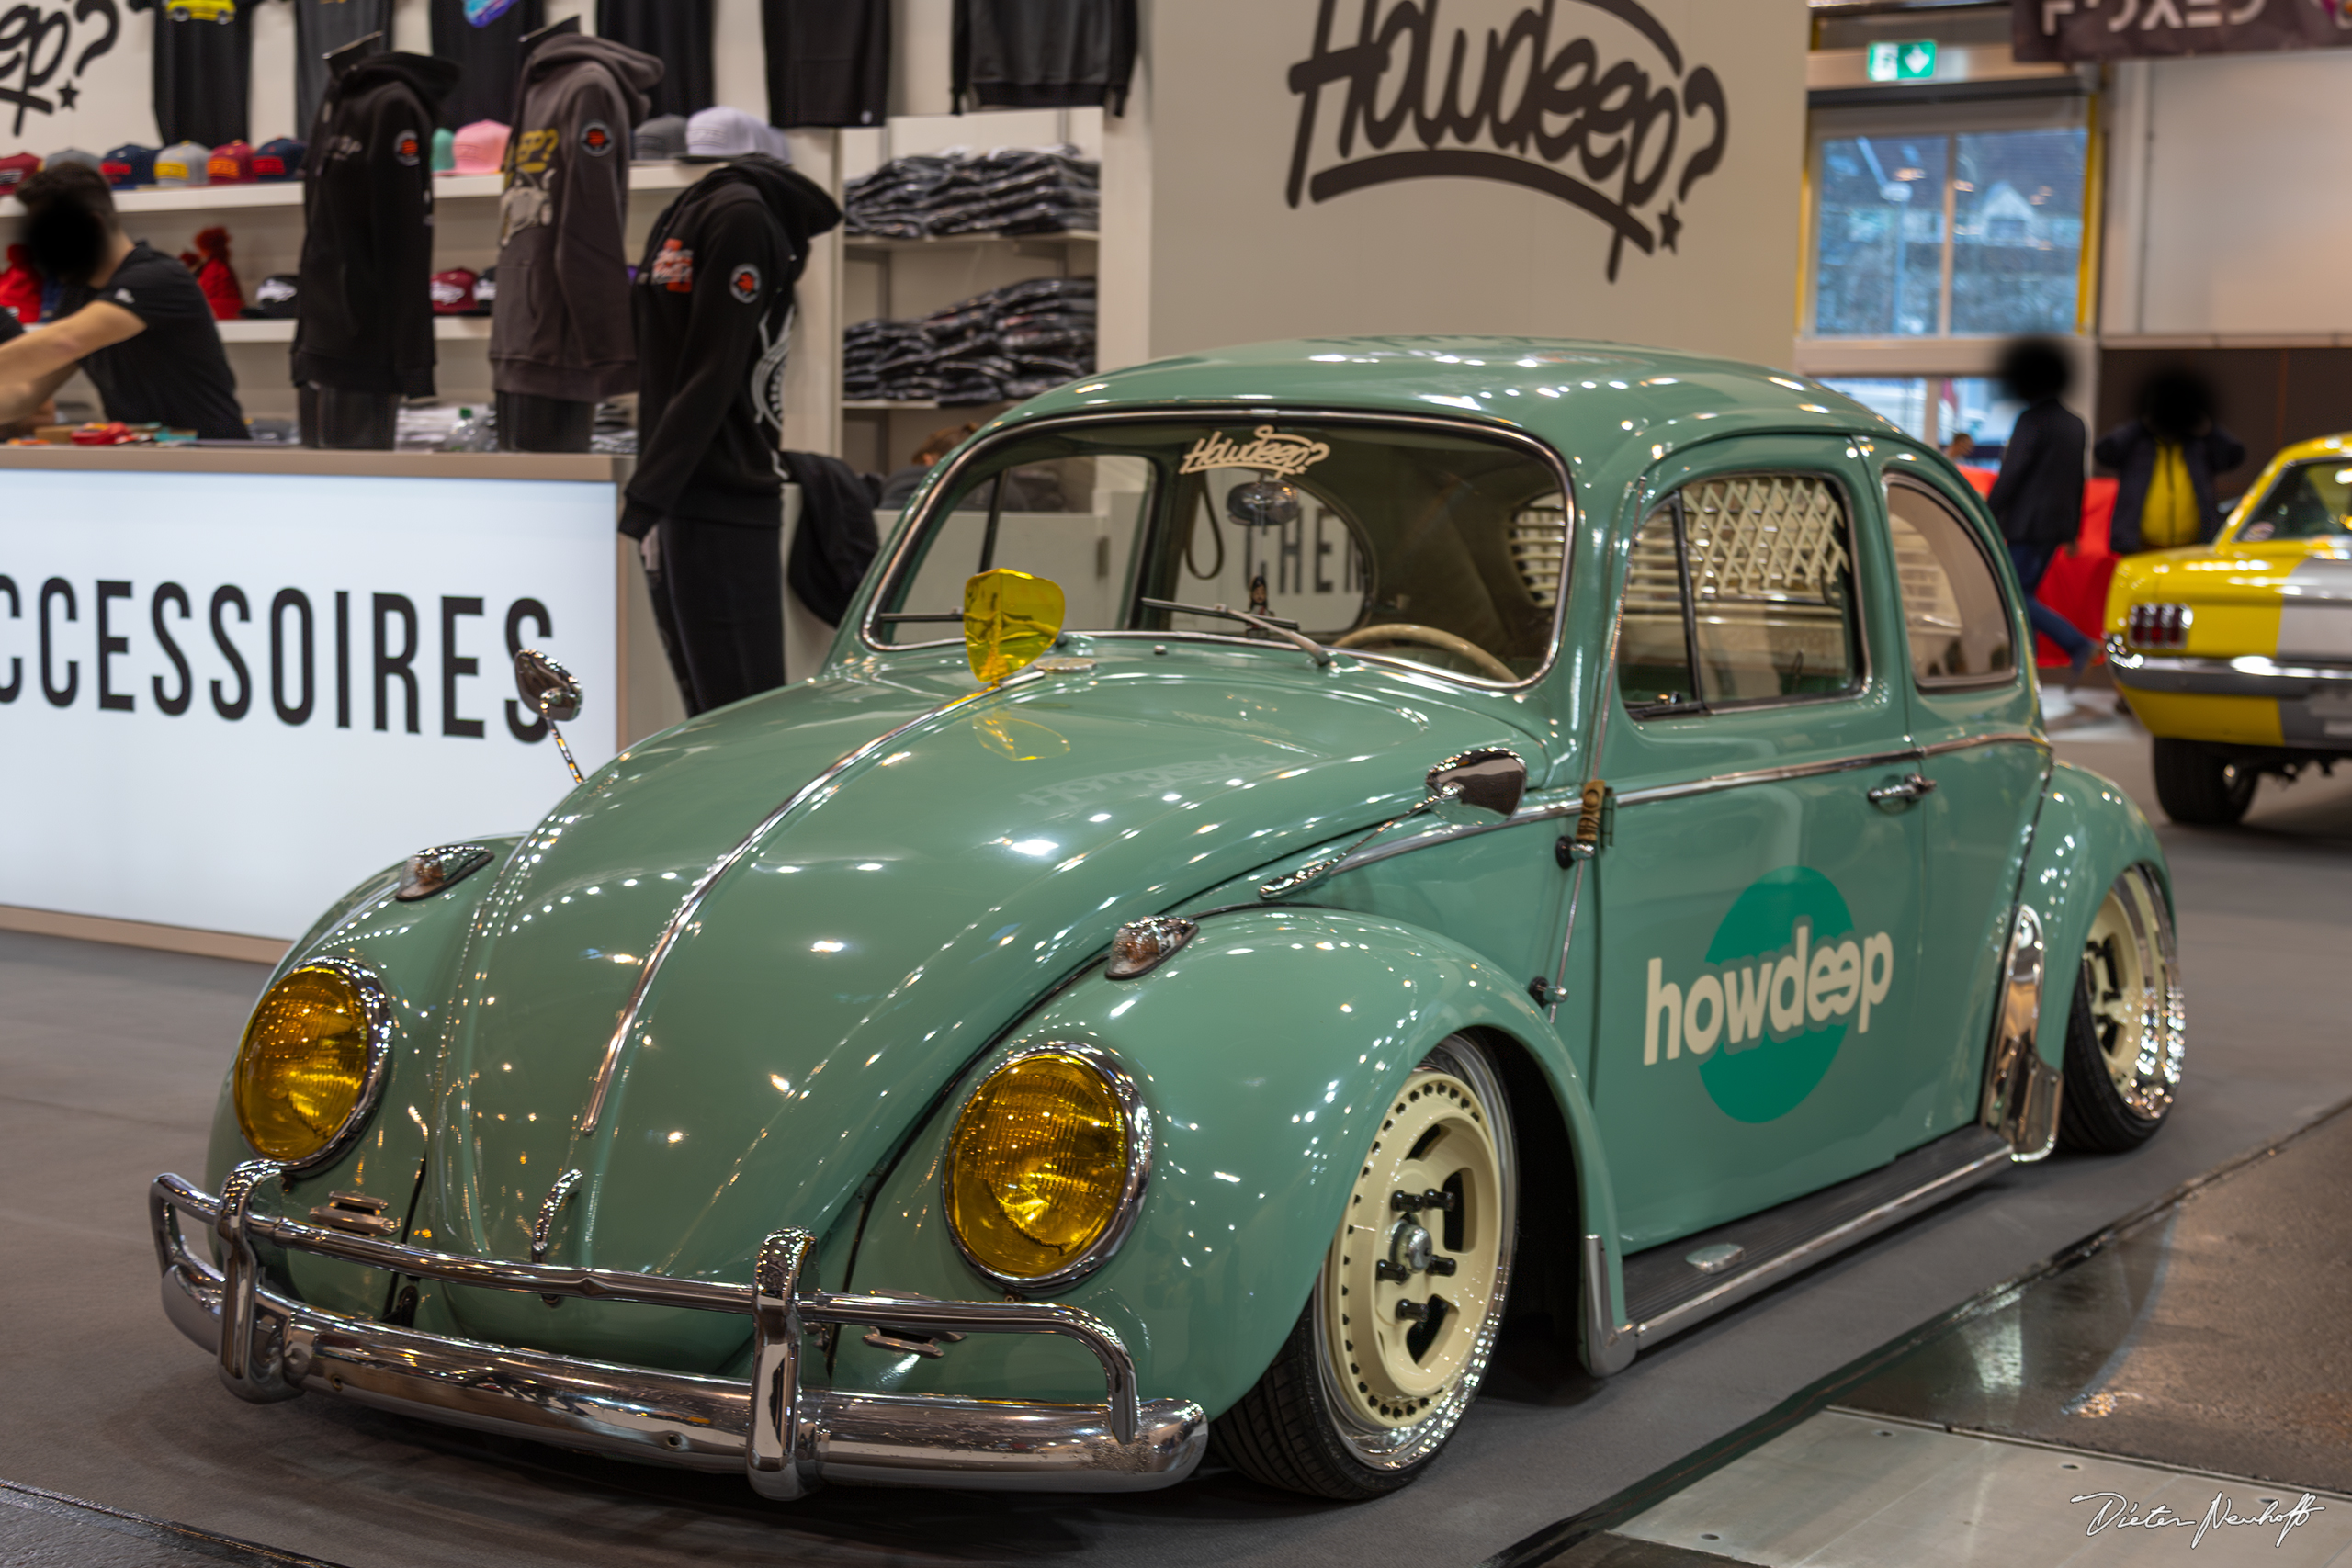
[291,52,457,396]
[785,451,883,624]
[490,34,662,401]
[954,0,1136,115]
[622,154,842,534]
[2096,420,2248,555]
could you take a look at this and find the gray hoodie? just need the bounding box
[489,34,662,401]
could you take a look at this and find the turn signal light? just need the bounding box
[2126,603,2193,649]
[232,960,388,1168]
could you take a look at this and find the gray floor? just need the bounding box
[5,728,2350,1568]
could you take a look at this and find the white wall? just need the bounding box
[2103,50,2352,337]
[1138,0,1809,368]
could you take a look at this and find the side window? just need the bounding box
[1614,473,1864,716]
[1884,480,2018,686]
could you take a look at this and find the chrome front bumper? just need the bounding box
[2107,638,2352,699]
[150,1162,1207,1496]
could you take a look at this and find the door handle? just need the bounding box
[1867,773,1938,806]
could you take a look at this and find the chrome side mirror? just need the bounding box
[514,649,585,784]
[1261,746,1528,900]
[1227,479,1302,530]
[1426,747,1526,818]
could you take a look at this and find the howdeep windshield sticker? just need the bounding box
[1643,865,1894,1123]
[1179,427,1333,479]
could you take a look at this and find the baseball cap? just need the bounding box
[44,148,102,173]
[632,113,687,160]
[431,126,456,173]
[450,120,509,176]
[207,141,256,184]
[682,107,789,164]
[100,144,157,188]
[250,274,298,319]
[153,141,211,186]
[253,138,306,180]
[429,267,478,314]
[0,152,38,191]
[472,265,497,309]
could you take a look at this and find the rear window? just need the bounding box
[2235,458,2352,542]
[869,420,1568,683]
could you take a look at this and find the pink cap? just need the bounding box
[449,120,510,177]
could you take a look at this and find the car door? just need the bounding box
[1588,439,1929,1252]
[1878,459,2048,1136]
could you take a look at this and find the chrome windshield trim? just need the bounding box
[579,674,1042,1134]
[856,406,1578,696]
[2109,644,2352,698]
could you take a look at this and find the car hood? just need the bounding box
[418,649,1549,1357]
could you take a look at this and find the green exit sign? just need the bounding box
[1867,39,1938,82]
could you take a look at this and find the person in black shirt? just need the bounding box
[0,164,247,440]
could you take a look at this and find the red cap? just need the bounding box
[0,152,38,190]
[429,268,479,315]
[206,141,256,184]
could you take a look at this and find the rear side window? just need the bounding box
[1885,480,2018,686]
[1614,473,1864,716]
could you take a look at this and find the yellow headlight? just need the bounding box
[945,1049,1137,1283]
[232,962,385,1167]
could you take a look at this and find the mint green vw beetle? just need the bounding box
[152,339,2184,1502]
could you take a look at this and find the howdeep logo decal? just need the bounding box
[1285,0,1729,281]
[1643,866,1894,1123]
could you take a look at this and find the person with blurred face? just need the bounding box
[1986,338,2096,684]
[0,162,246,437]
[2098,367,2244,555]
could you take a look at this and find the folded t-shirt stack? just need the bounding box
[844,147,1099,240]
[845,276,1095,407]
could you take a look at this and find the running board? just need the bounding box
[1617,1125,2012,1354]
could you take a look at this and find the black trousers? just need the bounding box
[644,517,786,716]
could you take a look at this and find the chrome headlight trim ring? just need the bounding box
[943,1041,1155,1298]
[238,955,396,1175]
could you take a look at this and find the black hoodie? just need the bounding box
[291,52,458,397]
[623,156,842,534]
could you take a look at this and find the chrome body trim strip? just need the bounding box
[580,676,1037,1134]
[2109,643,2352,699]
[1630,1142,2012,1346]
[856,407,1580,696]
[152,1168,1204,1495]
[1611,730,2048,810]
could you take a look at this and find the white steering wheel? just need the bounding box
[1334,623,1518,682]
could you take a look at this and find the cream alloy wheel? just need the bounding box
[2059,864,2184,1153]
[1216,1036,1516,1498]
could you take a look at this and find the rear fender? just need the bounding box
[835,906,1616,1420]
[2018,762,2171,1068]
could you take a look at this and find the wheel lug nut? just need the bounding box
[1395,1300,1428,1323]
[1425,1256,1457,1277]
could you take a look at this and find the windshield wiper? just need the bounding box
[1140,597,1332,669]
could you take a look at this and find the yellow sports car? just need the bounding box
[2108,431,2352,824]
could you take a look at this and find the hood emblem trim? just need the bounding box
[576,677,1041,1134]
[529,1168,585,1267]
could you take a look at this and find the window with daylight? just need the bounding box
[1810,114,2086,340]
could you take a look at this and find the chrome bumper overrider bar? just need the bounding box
[2108,640,2352,698]
[150,1163,1206,1495]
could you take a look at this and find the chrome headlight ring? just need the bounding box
[242,955,396,1174]
[943,1041,1155,1298]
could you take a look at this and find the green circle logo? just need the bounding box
[1697,866,1855,1123]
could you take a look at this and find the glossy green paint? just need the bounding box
[833,907,1617,1417]
[194,338,2174,1416]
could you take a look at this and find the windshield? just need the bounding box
[869,420,1568,683]
[2234,458,2352,542]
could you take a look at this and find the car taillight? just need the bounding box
[2126,603,2193,649]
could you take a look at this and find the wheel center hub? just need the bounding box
[1392,1222,1434,1275]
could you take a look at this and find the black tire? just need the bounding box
[2057,867,2183,1154]
[2150,738,2255,826]
[1212,1036,1515,1500]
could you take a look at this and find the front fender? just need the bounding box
[200,839,520,1319]
[835,906,1615,1420]
[2019,762,2170,1068]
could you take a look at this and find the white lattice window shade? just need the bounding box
[1682,476,1851,606]
[1509,495,1570,608]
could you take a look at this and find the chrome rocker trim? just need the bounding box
[151,1165,1208,1497]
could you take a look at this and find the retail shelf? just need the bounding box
[215,316,492,344]
[843,231,1098,252]
[0,161,708,220]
